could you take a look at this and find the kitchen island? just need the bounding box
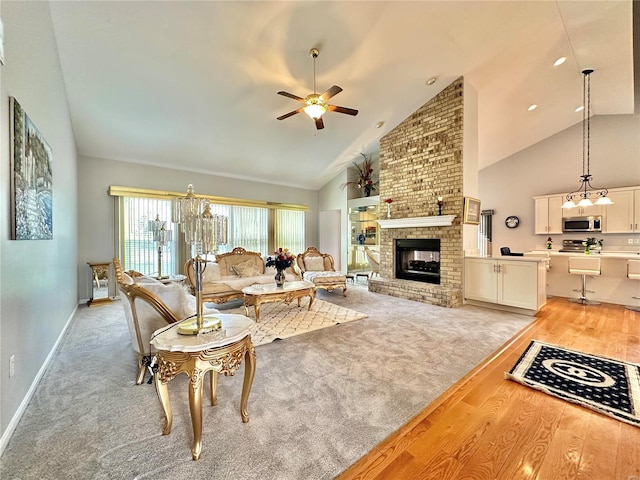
[524,250,640,307]
[464,255,548,315]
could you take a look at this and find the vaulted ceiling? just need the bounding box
[48,1,635,190]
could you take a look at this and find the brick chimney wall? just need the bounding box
[369,77,464,307]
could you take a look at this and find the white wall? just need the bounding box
[0,1,78,441]
[77,156,319,300]
[479,114,640,253]
[318,169,349,272]
[463,79,479,254]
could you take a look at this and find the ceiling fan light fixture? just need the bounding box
[304,103,327,119]
[276,47,358,129]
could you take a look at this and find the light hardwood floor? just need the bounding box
[338,297,640,480]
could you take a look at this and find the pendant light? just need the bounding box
[562,69,612,209]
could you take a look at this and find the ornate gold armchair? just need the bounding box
[296,247,347,296]
[114,258,218,384]
[364,246,380,278]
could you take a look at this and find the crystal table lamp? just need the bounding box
[150,214,173,279]
[172,184,222,335]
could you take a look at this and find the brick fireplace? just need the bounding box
[368,77,468,308]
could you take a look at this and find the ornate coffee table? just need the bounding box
[242,280,316,321]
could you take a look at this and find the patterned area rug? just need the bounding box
[506,340,640,427]
[222,298,367,346]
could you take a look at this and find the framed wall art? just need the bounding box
[463,196,481,225]
[10,97,53,240]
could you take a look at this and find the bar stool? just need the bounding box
[568,256,601,305]
[626,260,640,312]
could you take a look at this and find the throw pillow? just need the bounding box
[231,259,262,278]
[304,256,325,272]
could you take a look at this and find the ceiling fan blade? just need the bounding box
[328,105,358,116]
[320,85,342,102]
[277,91,305,102]
[277,108,304,120]
[315,117,325,130]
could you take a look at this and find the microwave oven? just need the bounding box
[562,216,602,233]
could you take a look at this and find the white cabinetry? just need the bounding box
[464,257,546,313]
[603,189,640,233]
[561,203,602,218]
[534,196,563,234]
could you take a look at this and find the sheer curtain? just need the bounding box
[275,209,306,256]
[114,192,305,273]
[228,206,269,256]
[118,197,176,275]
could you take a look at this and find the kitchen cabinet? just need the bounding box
[464,257,547,313]
[603,188,640,233]
[568,203,603,217]
[534,196,563,234]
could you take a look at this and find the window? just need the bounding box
[227,206,268,256]
[120,197,176,276]
[275,209,306,256]
[111,186,307,274]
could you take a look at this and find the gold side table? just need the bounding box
[150,314,256,460]
[87,261,112,307]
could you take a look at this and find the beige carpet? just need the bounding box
[223,298,368,346]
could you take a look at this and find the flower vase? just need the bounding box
[584,246,590,255]
[275,269,286,287]
[364,186,371,197]
[386,204,391,219]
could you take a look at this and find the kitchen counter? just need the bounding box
[465,255,548,263]
[464,256,547,315]
[523,250,640,307]
[526,250,640,259]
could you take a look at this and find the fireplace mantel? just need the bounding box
[377,215,456,229]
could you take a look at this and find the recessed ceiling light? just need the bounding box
[426,77,437,86]
[553,57,567,67]
[528,104,537,111]
[375,121,384,129]
[575,105,584,112]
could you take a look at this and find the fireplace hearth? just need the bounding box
[395,238,441,284]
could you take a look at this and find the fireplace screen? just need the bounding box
[395,238,441,284]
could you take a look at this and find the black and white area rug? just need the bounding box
[506,340,640,427]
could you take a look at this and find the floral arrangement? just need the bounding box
[547,237,553,249]
[266,248,295,271]
[384,198,393,204]
[583,237,603,248]
[341,153,378,197]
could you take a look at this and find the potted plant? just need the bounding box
[583,237,603,254]
[341,153,378,197]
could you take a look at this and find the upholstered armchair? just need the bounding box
[296,247,347,296]
[114,258,219,384]
[364,246,380,278]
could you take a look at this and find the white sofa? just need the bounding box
[185,247,297,304]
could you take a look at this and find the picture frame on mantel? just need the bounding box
[9,97,53,240]
[463,197,481,225]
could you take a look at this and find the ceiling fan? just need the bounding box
[276,48,358,130]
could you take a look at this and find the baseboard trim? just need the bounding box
[0,304,78,456]
[464,299,539,316]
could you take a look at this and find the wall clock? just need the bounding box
[505,215,520,229]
